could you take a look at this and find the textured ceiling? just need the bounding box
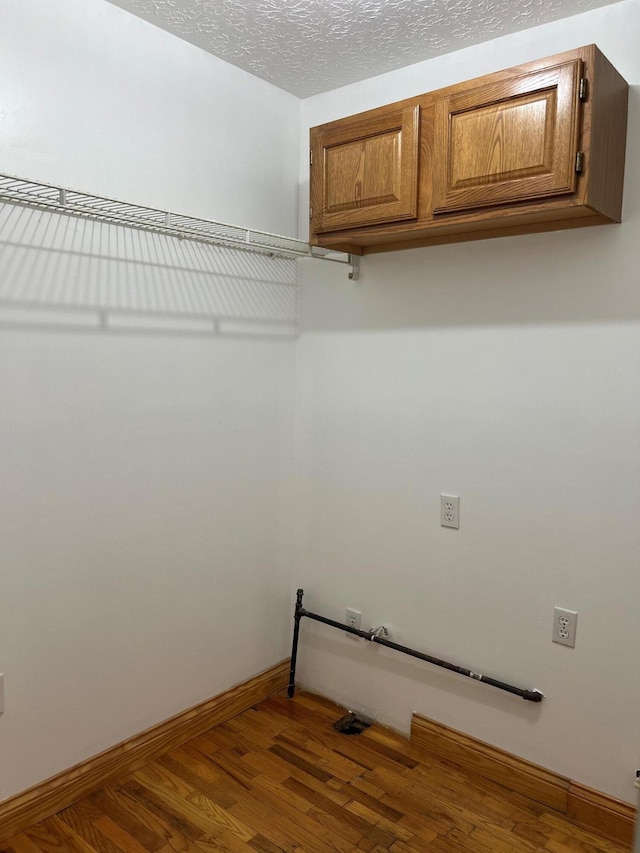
[105,0,620,97]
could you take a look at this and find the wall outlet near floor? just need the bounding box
[553,607,578,648]
[440,494,460,529]
[346,608,361,639]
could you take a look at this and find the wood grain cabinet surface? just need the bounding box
[312,105,420,232]
[309,45,628,255]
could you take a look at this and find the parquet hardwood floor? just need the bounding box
[1,691,630,852]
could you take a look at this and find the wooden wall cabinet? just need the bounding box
[309,45,628,255]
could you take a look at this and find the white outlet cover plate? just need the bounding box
[553,607,578,647]
[441,494,460,529]
[346,608,361,639]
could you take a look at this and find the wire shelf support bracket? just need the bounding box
[0,172,359,279]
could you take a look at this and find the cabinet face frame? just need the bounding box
[311,105,420,233]
[433,59,583,213]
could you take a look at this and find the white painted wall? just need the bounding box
[0,0,299,236]
[295,0,640,802]
[1,0,638,811]
[0,0,299,801]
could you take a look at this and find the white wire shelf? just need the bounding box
[0,172,359,278]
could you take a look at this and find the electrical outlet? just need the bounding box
[346,608,361,639]
[441,494,460,529]
[553,607,578,648]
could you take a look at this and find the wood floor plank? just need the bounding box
[408,760,532,828]
[346,775,387,801]
[101,786,204,853]
[238,748,292,785]
[247,835,284,853]
[245,749,352,806]
[24,816,97,853]
[275,729,367,782]
[177,745,254,803]
[248,775,358,853]
[345,800,417,843]
[327,776,403,822]
[8,690,630,853]
[469,822,540,852]
[268,744,333,783]
[156,753,237,810]
[388,841,425,853]
[0,835,43,853]
[540,812,626,852]
[206,749,261,791]
[283,777,397,847]
[131,764,255,843]
[89,788,167,851]
[220,722,275,752]
[399,809,480,842]
[252,775,354,848]
[263,698,417,777]
[249,774,312,815]
[199,727,254,757]
[93,818,154,853]
[192,831,257,853]
[120,780,209,846]
[240,708,290,739]
[56,804,124,853]
[229,792,330,853]
[183,734,222,758]
[221,717,248,734]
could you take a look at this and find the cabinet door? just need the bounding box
[433,59,582,214]
[311,105,420,233]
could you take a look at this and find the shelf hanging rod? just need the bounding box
[0,172,359,278]
[287,589,544,703]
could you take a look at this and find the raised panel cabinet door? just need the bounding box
[433,59,583,213]
[312,105,420,232]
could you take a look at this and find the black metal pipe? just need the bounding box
[287,589,543,703]
[287,589,304,698]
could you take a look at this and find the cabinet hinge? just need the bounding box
[309,206,313,220]
[575,151,584,174]
[578,77,588,102]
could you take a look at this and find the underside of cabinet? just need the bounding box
[314,204,611,256]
